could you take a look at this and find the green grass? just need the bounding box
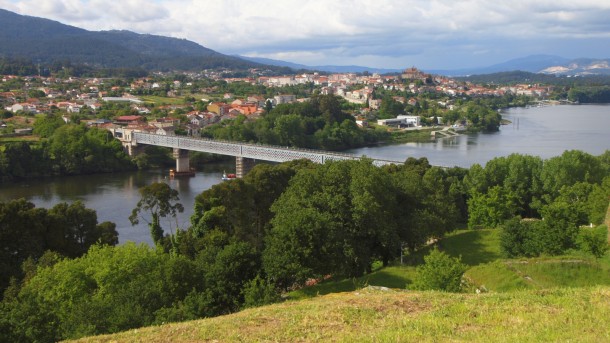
[292,229,610,297]
[388,127,435,143]
[139,95,186,105]
[290,229,502,300]
[288,265,418,301]
[69,287,610,343]
[467,254,610,292]
[0,135,40,143]
[402,229,503,267]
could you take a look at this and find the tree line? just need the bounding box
[1,147,608,341]
[0,123,136,182]
[202,94,386,150]
[0,199,118,297]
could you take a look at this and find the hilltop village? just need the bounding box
[1,67,550,137]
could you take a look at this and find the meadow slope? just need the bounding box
[69,286,610,343]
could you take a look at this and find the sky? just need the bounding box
[2,0,610,70]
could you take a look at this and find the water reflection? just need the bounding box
[0,163,233,245]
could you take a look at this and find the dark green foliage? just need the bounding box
[0,124,136,182]
[458,71,610,89]
[540,150,607,203]
[463,102,502,132]
[242,275,281,309]
[0,199,117,298]
[500,217,544,257]
[195,240,259,316]
[1,244,203,342]
[202,94,376,150]
[263,158,461,289]
[411,248,467,292]
[500,202,581,258]
[467,186,518,229]
[33,114,65,138]
[378,95,405,119]
[587,177,610,225]
[190,161,309,251]
[568,86,610,103]
[577,225,609,258]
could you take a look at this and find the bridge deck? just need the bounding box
[132,132,403,167]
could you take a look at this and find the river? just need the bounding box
[1,104,608,244]
[349,103,610,167]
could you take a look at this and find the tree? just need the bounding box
[467,186,517,229]
[33,114,64,138]
[539,150,606,204]
[2,243,202,342]
[48,201,102,257]
[500,217,543,258]
[411,248,466,292]
[129,182,184,246]
[538,201,580,255]
[263,159,400,289]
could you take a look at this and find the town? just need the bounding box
[1,67,550,139]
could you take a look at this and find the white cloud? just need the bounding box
[1,0,610,68]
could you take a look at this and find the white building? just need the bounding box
[377,115,421,127]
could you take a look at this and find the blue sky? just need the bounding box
[2,0,610,70]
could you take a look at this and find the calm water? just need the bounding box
[349,104,610,168]
[0,163,234,245]
[1,104,608,244]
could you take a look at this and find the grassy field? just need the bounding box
[139,95,187,105]
[69,286,610,343]
[466,255,610,292]
[291,229,610,298]
[388,127,436,143]
[68,228,610,342]
[0,135,40,143]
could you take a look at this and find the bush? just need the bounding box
[242,275,281,309]
[411,248,467,292]
[577,225,609,258]
[500,217,543,257]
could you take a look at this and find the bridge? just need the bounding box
[112,129,404,178]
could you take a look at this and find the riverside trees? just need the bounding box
[0,199,118,297]
[0,121,136,182]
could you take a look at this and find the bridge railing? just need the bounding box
[132,132,403,166]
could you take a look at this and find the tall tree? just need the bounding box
[129,182,184,245]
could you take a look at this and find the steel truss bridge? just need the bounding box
[132,132,403,167]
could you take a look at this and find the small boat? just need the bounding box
[222,171,237,181]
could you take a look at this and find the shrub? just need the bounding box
[242,275,281,309]
[411,248,467,292]
[577,225,609,258]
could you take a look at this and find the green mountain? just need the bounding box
[0,9,268,71]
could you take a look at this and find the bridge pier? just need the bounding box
[171,148,195,177]
[236,157,256,178]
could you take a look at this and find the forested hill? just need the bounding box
[0,9,271,71]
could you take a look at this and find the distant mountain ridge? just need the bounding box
[243,54,610,77]
[1,8,609,76]
[431,55,610,76]
[0,8,269,71]
[237,56,402,74]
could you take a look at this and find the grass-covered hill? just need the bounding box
[68,229,610,342]
[70,286,610,342]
